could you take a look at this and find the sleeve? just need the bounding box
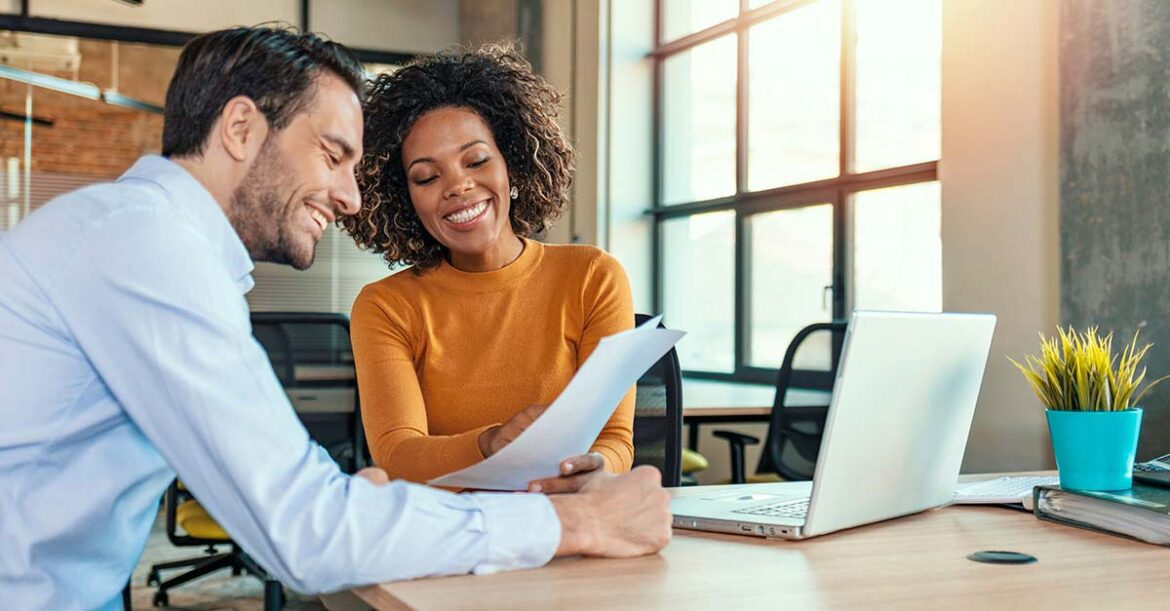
[48,205,560,592]
[350,289,495,483]
[579,252,636,473]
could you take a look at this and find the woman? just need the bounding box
[343,45,635,493]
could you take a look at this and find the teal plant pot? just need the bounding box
[1046,408,1142,491]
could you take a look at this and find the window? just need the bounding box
[653,0,941,382]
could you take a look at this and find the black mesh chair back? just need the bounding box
[250,312,367,474]
[757,321,848,481]
[631,313,683,487]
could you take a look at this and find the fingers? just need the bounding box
[529,471,594,494]
[527,454,608,493]
[354,467,390,486]
[509,404,547,430]
[489,404,550,455]
[560,452,606,476]
[561,465,672,558]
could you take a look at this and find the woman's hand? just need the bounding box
[528,452,610,494]
[478,404,548,457]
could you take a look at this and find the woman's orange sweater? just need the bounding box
[350,238,635,483]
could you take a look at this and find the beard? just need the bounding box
[229,140,318,270]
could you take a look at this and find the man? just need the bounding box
[0,27,670,609]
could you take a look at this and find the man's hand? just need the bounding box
[548,465,672,558]
[528,452,609,493]
[355,467,389,485]
[478,404,547,457]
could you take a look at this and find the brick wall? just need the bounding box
[0,37,179,180]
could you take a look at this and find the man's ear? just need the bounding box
[217,96,268,162]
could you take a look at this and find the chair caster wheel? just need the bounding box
[146,570,160,586]
[153,590,169,607]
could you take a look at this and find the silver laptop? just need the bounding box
[671,311,996,540]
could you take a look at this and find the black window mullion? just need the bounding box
[735,210,749,376]
[832,188,847,320]
[652,0,664,317]
[734,13,750,376]
[835,0,857,319]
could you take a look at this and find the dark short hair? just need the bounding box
[341,44,575,272]
[162,25,365,158]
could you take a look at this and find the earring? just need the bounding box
[509,186,518,200]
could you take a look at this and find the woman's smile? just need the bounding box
[443,198,491,228]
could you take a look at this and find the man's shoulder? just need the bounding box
[7,178,201,277]
[16,178,182,237]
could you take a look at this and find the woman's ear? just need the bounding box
[217,95,268,162]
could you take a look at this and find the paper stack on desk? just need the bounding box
[428,315,684,491]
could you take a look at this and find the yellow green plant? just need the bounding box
[1009,327,1169,412]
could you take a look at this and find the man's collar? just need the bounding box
[118,156,255,293]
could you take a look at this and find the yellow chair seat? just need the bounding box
[176,500,230,541]
[681,448,709,474]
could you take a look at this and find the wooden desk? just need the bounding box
[336,488,1170,610]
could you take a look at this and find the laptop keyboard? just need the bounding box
[732,497,810,519]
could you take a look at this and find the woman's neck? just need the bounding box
[448,233,526,272]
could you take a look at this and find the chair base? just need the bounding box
[147,545,284,609]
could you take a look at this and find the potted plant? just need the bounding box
[1010,327,1167,490]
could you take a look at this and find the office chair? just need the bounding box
[250,312,368,472]
[631,313,683,487]
[146,313,365,608]
[713,321,847,483]
[146,480,283,608]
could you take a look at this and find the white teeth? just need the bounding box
[308,208,327,230]
[445,201,488,224]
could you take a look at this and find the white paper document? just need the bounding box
[428,315,685,491]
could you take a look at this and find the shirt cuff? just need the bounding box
[467,492,561,575]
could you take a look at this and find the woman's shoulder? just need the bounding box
[352,267,431,319]
[358,266,431,297]
[539,241,625,275]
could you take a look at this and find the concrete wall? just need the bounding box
[941,0,1060,471]
[1061,0,1170,459]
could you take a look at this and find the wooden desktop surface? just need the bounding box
[337,475,1170,610]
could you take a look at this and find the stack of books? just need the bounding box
[1033,484,1170,545]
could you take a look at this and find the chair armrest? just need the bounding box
[711,430,760,484]
[712,431,760,445]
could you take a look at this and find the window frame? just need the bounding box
[650,0,939,384]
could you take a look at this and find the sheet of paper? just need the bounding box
[428,315,685,491]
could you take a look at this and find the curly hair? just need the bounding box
[341,44,575,272]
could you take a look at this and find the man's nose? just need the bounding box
[333,171,361,217]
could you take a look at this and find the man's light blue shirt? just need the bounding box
[0,156,560,609]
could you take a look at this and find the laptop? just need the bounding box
[671,311,997,540]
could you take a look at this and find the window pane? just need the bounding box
[748,205,834,368]
[854,0,941,172]
[851,182,941,312]
[747,0,841,191]
[661,0,738,43]
[662,211,735,372]
[661,36,737,205]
